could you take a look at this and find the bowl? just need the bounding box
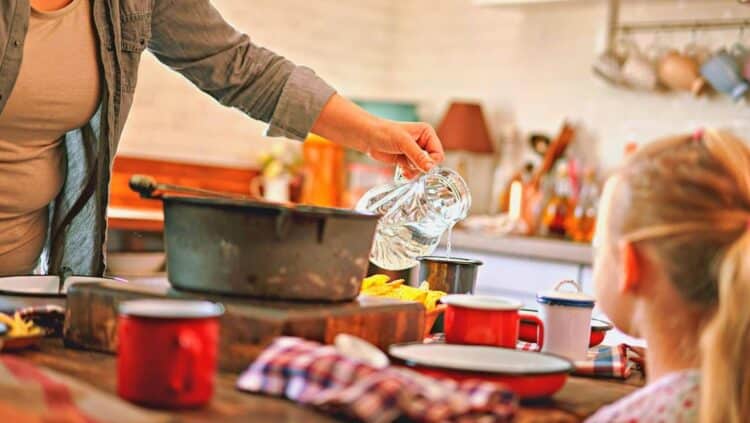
[107,252,166,276]
[2,333,43,352]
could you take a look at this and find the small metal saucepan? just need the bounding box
[417,256,483,294]
[417,256,483,333]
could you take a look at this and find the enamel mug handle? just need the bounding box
[249,176,264,199]
[520,314,545,349]
[169,330,201,393]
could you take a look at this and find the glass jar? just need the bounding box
[356,167,471,270]
[301,134,344,207]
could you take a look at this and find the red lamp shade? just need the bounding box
[436,102,494,153]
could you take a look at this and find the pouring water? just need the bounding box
[357,167,470,271]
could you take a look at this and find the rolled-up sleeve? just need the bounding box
[148,0,336,140]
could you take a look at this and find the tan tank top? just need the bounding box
[0,0,101,275]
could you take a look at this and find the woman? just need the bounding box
[0,0,444,277]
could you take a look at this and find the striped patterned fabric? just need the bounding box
[0,355,167,423]
[237,337,517,423]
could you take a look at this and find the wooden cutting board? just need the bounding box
[64,282,424,372]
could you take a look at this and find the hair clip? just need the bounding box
[692,128,704,143]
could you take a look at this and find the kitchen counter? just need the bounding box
[107,206,164,232]
[435,229,595,311]
[444,229,593,266]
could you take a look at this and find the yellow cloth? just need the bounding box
[0,0,101,275]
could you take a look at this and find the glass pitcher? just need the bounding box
[356,167,471,270]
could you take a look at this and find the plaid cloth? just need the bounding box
[237,337,517,423]
[425,334,641,379]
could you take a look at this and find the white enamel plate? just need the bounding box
[389,343,572,375]
[389,343,574,398]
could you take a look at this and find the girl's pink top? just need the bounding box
[586,369,700,423]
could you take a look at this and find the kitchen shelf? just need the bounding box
[107,206,164,232]
[619,18,750,34]
[441,229,593,266]
[474,0,585,5]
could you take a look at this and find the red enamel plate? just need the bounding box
[388,343,573,399]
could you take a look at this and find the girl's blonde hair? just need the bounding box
[613,129,750,423]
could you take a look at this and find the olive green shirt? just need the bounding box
[0,0,336,277]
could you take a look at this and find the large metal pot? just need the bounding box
[129,176,379,301]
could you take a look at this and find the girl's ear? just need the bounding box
[619,241,641,294]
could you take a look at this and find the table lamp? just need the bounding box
[437,102,494,153]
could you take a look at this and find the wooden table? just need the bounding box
[18,339,644,423]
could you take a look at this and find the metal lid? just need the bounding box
[163,195,380,220]
[537,280,595,308]
[417,256,483,266]
[441,294,522,311]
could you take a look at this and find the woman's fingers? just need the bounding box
[367,121,444,178]
[396,129,436,172]
[369,151,420,179]
[413,123,445,163]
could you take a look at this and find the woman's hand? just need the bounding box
[311,95,445,178]
[368,120,445,179]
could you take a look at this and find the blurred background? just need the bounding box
[108,0,750,314]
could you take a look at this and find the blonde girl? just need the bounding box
[587,129,750,422]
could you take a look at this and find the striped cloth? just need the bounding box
[518,341,638,378]
[237,337,517,423]
[426,334,640,379]
[0,355,168,423]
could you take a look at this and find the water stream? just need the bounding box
[446,225,454,258]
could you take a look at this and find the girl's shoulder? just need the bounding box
[585,370,700,423]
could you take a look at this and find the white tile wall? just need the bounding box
[119,0,750,170]
[118,0,398,168]
[390,0,750,169]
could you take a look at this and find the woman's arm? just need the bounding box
[312,95,444,177]
[148,0,334,141]
[148,0,443,175]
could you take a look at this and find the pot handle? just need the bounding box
[169,330,201,394]
[130,174,253,201]
[129,174,161,199]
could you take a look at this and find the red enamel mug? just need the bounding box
[442,295,543,348]
[117,299,224,408]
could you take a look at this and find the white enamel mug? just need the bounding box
[536,280,595,362]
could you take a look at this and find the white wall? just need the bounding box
[390,0,750,169]
[118,0,397,168]
[119,0,750,170]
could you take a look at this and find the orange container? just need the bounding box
[301,134,345,207]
